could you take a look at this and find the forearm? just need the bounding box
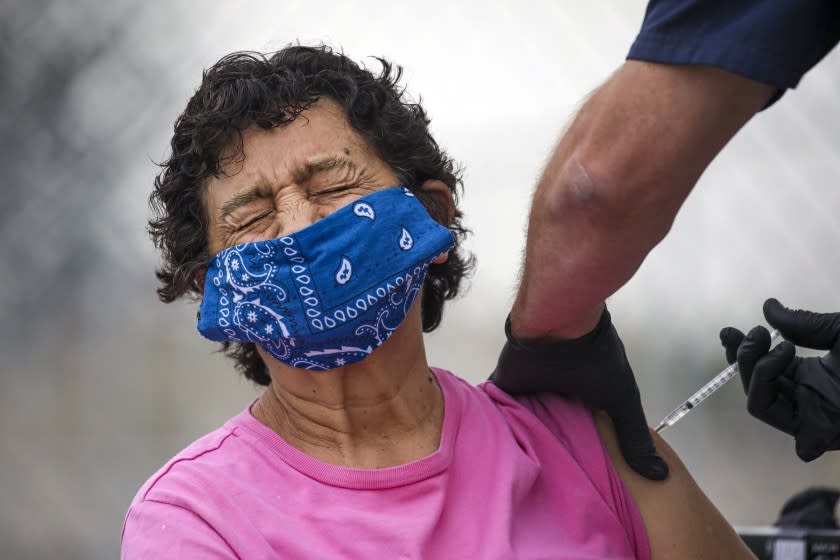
[512,61,773,339]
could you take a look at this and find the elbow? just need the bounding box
[542,153,610,223]
[541,149,674,248]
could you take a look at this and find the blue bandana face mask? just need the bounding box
[197,186,455,371]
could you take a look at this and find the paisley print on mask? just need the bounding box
[198,187,454,370]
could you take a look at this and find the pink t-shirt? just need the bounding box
[122,369,649,559]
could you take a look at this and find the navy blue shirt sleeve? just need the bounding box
[627,0,840,107]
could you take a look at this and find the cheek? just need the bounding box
[314,200,345,220]
[307,191,371,223]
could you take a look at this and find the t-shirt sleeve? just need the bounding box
[121,499,237,560]
[513,391,650,560]
[627,0,840,106]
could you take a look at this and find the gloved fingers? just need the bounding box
[777,376,796,401]
[606,393,669,481]
[720,326,747,393]
[793,386,840,462]
[750,393,797,437]
[746,342,797,435]
[764,298,840,351]
[735,326,771,394]
[719,327,745,365]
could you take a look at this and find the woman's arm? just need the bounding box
[593,411,757,559]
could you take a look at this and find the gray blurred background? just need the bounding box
[1,1,838,558]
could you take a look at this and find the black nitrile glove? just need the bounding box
[719,298,840,462]
[491,308,669,481]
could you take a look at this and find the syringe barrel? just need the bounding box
[662,404,691,427]
[653,328,783,432]
[684,329,782,409]
[686,364,739,407]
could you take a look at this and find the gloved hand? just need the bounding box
[719,298,840,462]
[491,308,669,480]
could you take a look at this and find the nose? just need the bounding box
[276,199,331,237]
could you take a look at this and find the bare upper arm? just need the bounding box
[512,61,775,339]
[593,410,757,560]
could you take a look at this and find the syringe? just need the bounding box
[654,329,783,433]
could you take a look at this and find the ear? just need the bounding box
[418,179,456,226]
[418,179,455,265]
[195,266,207,295]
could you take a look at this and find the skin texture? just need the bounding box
[204,97,757,555]
[594,413,757,559]
[511,61,775,339]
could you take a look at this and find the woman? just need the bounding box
[122,46,755,559]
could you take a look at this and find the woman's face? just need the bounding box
[201,99,439,374]
[204,98,401,256]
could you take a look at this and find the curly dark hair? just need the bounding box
[149,45,473,385]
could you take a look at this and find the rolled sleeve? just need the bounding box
[628,0,840,106]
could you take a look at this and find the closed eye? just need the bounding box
[313,185,354,197]
[239,210,273,230]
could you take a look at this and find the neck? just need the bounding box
[252,314,444,469]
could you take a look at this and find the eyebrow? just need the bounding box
[217,156,360,221]
[293,156,358,184]
[218,186,272,221]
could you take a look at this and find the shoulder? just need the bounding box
[124,404,273,529]
[434,369,595,450]
[121,416,254,559]
[121,497,237,559]
[476,383,651,556]
[480,380,598,452]
[434,368,587,432]
[129,421,244,509]
[479,382,625,502]
[433,367,502,414]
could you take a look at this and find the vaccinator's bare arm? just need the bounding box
[512,61,774,339]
